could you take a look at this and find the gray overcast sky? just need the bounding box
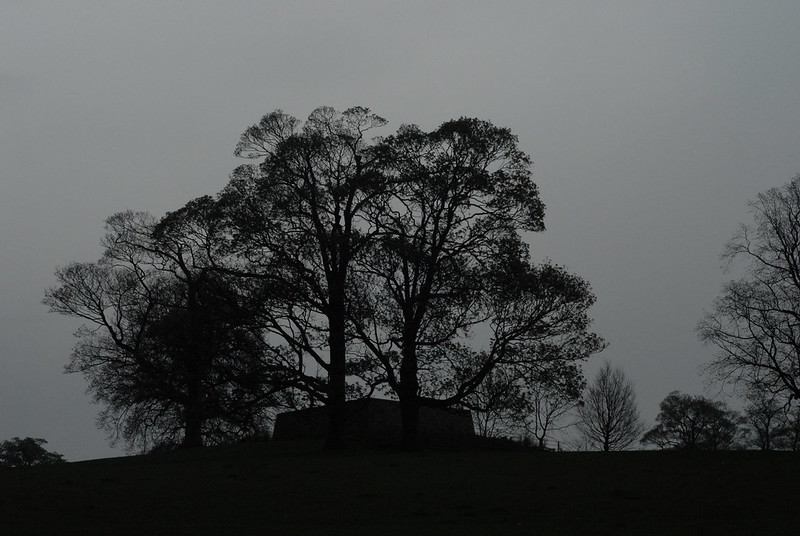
[2,1,799,460]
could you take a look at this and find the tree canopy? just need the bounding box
[699,175,800,401]
[46,107,605,451]
[44,208,290,450]
[219,107,391,448]
[0,437,65,467]
[577,362,643,451]
[348,118,603,449]
[641,392,743,450]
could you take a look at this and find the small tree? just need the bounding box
[642,392,743,450]
[523,370,584,450]
[576,362,643,451]
[781,405,800,451]
[465,367,528,439]
[0,437,65,468]
[465,362,584,447]
[743,390,791,451]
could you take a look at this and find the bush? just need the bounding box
[0,437,66,467]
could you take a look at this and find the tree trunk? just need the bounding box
[325,278,348,450]
[400,393,420,451]
[182,410,204,448]
[399,342,421,451]
[182,377,204,448]
[181,287,206,449]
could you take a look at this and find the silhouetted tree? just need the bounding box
[219,107,390,449]
[522,364,584,449]
[465,361,584,449]
[465,367,527,438]
[641,392,743,450]
[699,175,800,403]
[577,362,643,451]
[781,405,800,451]
[350,119,604,450]
[743,390,791,451]
[0,437,65,467]
[44,207,289,451]
[222,112,604,450]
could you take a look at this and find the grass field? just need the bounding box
[1,441,798,535]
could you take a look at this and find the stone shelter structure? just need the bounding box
[272,398,475,449]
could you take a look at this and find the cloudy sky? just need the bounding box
[2,1,799,460]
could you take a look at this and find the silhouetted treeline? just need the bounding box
[45,107,605,451]
[0,437,65,467]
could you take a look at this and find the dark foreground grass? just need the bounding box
[1,441,798,535]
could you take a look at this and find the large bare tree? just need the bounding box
[698,176,800,402]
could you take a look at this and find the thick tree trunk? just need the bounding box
[182,378,205,448]
[400,394,420,451]
[399,343,421,451]
[325,279,348,450]
[182,409,204,448]
[181,288,206,449]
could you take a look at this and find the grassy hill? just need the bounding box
[1,441,798,535]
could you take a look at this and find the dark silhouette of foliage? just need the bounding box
[44,208,290,451]
[577,362,643,451]
[742,389,800,450]
[465,367,529,439]
[350,118,604,450]
[0,437,65,467]
[780,405,800,450]
[699,175,800,403]
[522,364,585,449]
[218,109,605,450]
[45,106,605,453]
[219,107,390,449]
[465,360,584,449]
[641,391,743,450]
[743,390,788,450]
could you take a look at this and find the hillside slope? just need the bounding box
[1,442,797,535]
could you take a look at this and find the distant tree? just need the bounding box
[743,390,791,451]
[641,392,743,450]
[0,437,65,467]
[698,175,800,403]
[780,405,800,451]
[741,389,800,451]
[522,364,585,450]
[466,361,584,449]
[465,367,527,439]
[577,362,643,451]
[44,206,290,451]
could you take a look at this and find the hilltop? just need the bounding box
[1,442,797,535]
